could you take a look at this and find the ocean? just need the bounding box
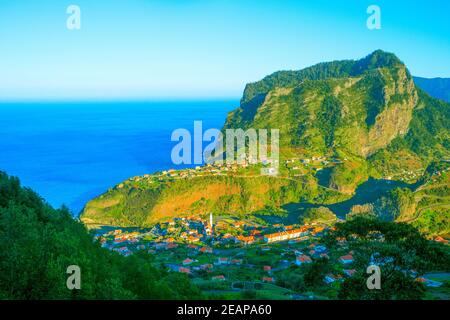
[0,100,236,214]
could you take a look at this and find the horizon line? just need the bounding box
[0,96,241,104]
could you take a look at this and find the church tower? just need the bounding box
[209,212,213,235]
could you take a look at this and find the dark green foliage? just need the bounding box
[362,70,386,126]
[323,217,450,299]
[374,188,415,220]
[241,60,354,104]
[327,217,450,272]
[275,266,306,292]
[317,95,342,147]
[303,258,331,289]
[405,89,450,159]
[338,270,425,300]
[351,50,403,75]
[225,93,266,128]
[0,171,202,300]
[241,50,402,104]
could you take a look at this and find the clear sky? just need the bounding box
[0,0,449,100]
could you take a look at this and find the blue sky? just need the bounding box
[0,0,449,100]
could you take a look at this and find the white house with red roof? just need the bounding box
[339,254,354,264]
[343,269,356,277]
[183,258,194,265]
[216,257,229,265]
[295,255,312,266]
[262,277,275,283]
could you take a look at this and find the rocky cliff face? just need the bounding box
[226,51,419,159]
[364,67,418,156]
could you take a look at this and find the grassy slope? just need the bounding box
[82,173,347,227]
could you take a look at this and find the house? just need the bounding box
[212,275,226,281]
[314,245,327,253]
[370,253,394,266]
[262,277,274,283]
[336,237,347,243]
[236,235,255,245]
[319,253,330,259]
[296,255,312,266]
[264,227,309,243]
[231,259,243,265]
[324,274,337,284]
[216,257,229,265]
[343,269,356,277]
[199,246,213,254]
[156,242,169,250]
[166,243,178,249]
[187,235,200,242]
[115,246,131,256]
[114,238,127,244]
[416,277,443,287]
[200,264,213,270]
[250,229,262,236]
[263,266,272,272]
[183,258,194,265]
[178,267,191,274]
[166,264,179,272]
[434,236,449,244]
[312,226,325,235]
[339,255,354,264]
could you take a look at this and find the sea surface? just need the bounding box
[0,100,236,214]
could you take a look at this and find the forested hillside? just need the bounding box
[0,171,201,299]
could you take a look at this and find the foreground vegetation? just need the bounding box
[0,171,201,299]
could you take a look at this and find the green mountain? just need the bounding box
[225,50,449,192]
[414,77,450,103]
[81,50,449,229]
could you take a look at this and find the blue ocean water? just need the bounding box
[0,100,236,214]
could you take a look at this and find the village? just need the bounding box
[90,153,450,299]
[116,154,345,190]
[115,151,431,193]
[94,211,447,299]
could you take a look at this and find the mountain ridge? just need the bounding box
[414,76,450,103]
[81,50,449,230]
